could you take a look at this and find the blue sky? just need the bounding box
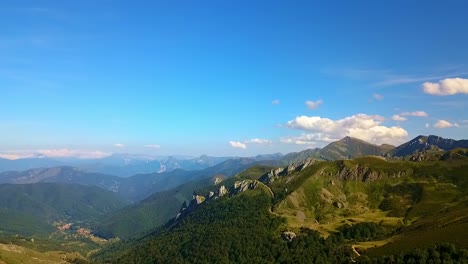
[1,0,467,158]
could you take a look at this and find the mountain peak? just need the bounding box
[320,137,385,160]
[392,135,468,156]
[338,136,368,144]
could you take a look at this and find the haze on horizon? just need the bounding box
[1,1,467,159]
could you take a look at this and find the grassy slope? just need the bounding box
[0,242,87,264]
[93,157,468,263]
[270,157,468,255]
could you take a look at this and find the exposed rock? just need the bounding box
[261,167,285,183]
[208,191,215,198]
[194,195,205,205]
[333,201,344,208]
[284,163,297,174]
[336,164,409,182]
[259,158,317,184]
[214,177,222,185]
[232,180,258,194]
[320,188,334,203]
[218,185,228,197]
[281,231,297,242]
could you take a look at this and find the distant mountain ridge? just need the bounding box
[0,153,281,177]
[0,166,121,192]
[392,135,468,157]
[1,135,467,203]
[318,136,392,160]
[0,158,285,202]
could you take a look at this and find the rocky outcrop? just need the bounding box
[232,180,258,194]
[194,195,205,205]
[281,231,296,242]
[175,180,260,221]
[260,158,317,184]
[334,164,410,182]
[218,185,228,197]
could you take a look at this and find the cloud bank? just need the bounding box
[422,78,468,95]
[0,149,111,160]
[286,114,408,145]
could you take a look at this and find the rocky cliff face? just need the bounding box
[259,158,317,184]
[332,163,410,182]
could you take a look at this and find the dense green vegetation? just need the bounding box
[93,165,274,240]
[94,189,355,263]
[93,175,226,239]
[335,222,385,242]
[359,243,468,263]
[0,183,127,223]
[3,136,468,263]
[0,183,127,237]
[93,153,468,263]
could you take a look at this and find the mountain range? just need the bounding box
[1,134,468,263]
[2,135,465,179]
[93,148,468,263]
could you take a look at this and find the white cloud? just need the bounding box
[373,93,384,100]
[392,115,407,121]
[400,111,428,117]
[280,133,336,145]
[114,143,125,148]
[0,149,111,160]
[144,144,161,149]
[433,120,459,128]
[425,123,430,128]
[422,78,468,95]
[286,113,408,145]
[245,138,272,144]
[305,99,323,110]
[0,153,24,160]
[272,99,280,105]
[229,141,247,149]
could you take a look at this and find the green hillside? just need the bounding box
[93,175,226,239]
[93,188,356,263]
[93,165,278,240]
[94,154,468,263]
[0,183,127,236]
